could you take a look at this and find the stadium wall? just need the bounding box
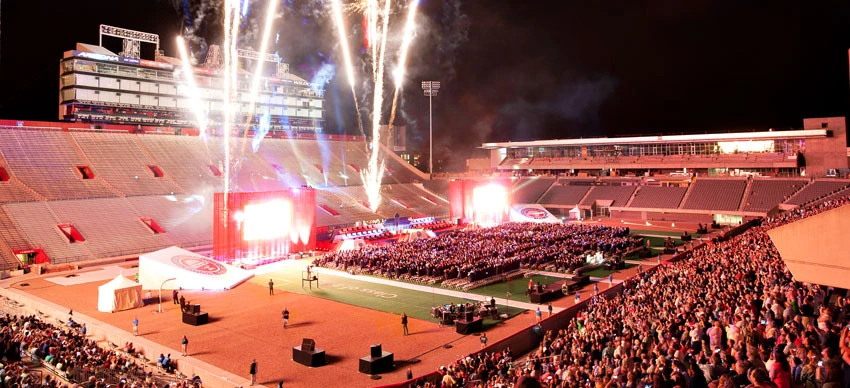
[802,117,848,175]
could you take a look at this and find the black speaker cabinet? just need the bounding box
[302,338,315,352]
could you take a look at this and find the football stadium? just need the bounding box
[0,2,849,388]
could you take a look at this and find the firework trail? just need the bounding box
[335,0,424,212]
[175,36,209,137]
[388,0,419,126]
[239,0,279,157]
[331,0,364,135]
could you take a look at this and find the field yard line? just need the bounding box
[316,267,561,313]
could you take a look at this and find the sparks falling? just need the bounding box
[175,36,209,137]
[333,0,421,212]
[222,0,241,209]
[388,0,420,126]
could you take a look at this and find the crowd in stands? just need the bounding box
[315,223,632,282]
[0,313,148,387]
[427,195,850,388]
[0,311,206,388]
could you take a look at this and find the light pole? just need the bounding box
[157,278,177,313]
[421,81,440,178]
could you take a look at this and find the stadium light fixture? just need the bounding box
[421,81,440,178]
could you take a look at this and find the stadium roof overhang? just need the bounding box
[481,129,829,149]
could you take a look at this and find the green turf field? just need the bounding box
[267,260,526,324]
[464,275,564,303]
[584,263,638,278]
[629,229,703,237]
[643,236,682,247]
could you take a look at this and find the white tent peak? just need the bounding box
[98,273,142,313]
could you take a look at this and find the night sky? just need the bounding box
[1,0,848,171]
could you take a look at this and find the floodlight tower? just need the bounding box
[421,81,440,178]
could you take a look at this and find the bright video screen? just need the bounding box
[242,200,291,241]
[472,184,508,215]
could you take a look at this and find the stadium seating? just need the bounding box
[680,178,747,211]
[3,201,94,264]
[784,180,850,206]
[125,195,213,247]
[742,178,808,212]
[0,128,117,199]
[511,177,556,203]
[48,198,176,258]
[0,127,447,269]
[579,185,636,207]
[0,205,30,252]
[133,134,225,193]
[70,132,184,196]
[627,186,687,209]
[537,184,591,206]
[423,179,449,199]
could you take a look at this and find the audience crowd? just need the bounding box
[0,312,179,388]
[426,195,850,388]
[316,223,633,282]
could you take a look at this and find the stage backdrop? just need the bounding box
[213,189,316,264]
[139,246,253,290]
[449,179,512,225]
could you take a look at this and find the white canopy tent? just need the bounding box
[97,274,142,313]
[138,246,253,291]
[510,204,562,223]
[569,205,582,220]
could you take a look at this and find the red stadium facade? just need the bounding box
[213,189,317,264]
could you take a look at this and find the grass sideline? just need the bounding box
[464,275,564,303]
[261,260,526,323]
[630,229,704,237]
[585,263,638,278]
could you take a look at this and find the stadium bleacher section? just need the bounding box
[0,128,443,269]
[48,198,177,258]
[0,128,118,200]
[681,178,748,211]
[0,125,847,271]
[742,178,807,212]
[537,183,591,206]
[511,177,556,204]
[626,186,688,209]
[784,179,850,206]
[70,132,184,197]
[579,185,636,207]
[3,201,94,264]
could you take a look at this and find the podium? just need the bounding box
[182,311,209,326]
[455,317,483,335]
[181,303,208,326]
[292,346,326,367]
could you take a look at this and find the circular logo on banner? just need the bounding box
[520,207,548,220]
[171,255,228,275]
